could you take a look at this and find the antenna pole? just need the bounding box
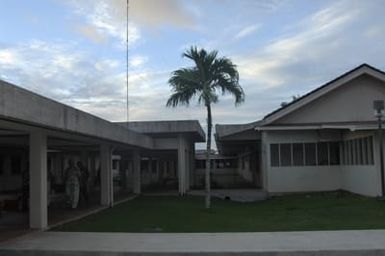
[126,0,129,128]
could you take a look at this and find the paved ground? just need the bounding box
[1,230,385,255]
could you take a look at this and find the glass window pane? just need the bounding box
[356,139,362,165]
[362,138,368,165]
[329,142,340,165]
[368,136,374,165]
[344,141,349,165]
[305,143,316,166]
[280,144,292,166]
[349,140,354,165]
[340,142,345,165]
[317,142,328,165]
[293,143,304,166]
[270,144,279,167]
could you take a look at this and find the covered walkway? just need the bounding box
[0,79,204,232]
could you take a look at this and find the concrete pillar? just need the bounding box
[148,157,153,183]
[189,142,195,189]
[100,144,112,207]
[126,159,132,190]
[29,130,47,229]
[178,135,187,195]
[133,150,141,194]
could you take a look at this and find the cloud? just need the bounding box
[129,55,148,68]
[76,25,108,44]
[64,0,140,47]
[64,0,196,46]
[235,24,261,39]
[0,49,18,65]
[129,0,195,29]
[235,0,384,91]
[0,40,181,122]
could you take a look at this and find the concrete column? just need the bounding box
[189,142,195,189]
[148,157,153,183]
[178,135,187,195]
[29,130,47,229]
[126,159,132,190]
[100,144,112,207]
[133,150,141,194]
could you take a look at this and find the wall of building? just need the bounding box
[262,130,343,193]
[262,129,383,197]
[275,75,385,124]
[340,131,381,197]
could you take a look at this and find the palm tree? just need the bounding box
[166,46,245,208]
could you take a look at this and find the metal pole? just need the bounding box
[126,0,129,128]
[379,116,385,198]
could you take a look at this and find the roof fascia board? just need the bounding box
[256,124,378,131]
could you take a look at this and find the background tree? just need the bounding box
[166,46,245,208]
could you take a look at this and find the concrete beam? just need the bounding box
[0,80,154,149]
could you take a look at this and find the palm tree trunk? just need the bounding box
[205,103,212,209]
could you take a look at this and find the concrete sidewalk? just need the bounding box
[1,230,385,255]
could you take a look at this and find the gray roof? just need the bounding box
[215,120,262,139]
[0,79,154,149]
[116,120,206,142]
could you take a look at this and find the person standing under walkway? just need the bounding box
[77,161,89,205]
[65,159,81,209]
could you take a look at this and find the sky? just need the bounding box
[1,0,385,142]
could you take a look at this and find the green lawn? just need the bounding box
[54,191,385,232]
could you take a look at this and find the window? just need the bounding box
[293,143,304,166]
[11,155,22,175]
[349,140,354,165]
[341,136,374,166]
[270,140,344,167]
[329,142,340,165]
[357,138,364,165]
[317,142,328,165]
[340,142,345,165]
[305,143,316,166]
[362,138,368,165]
[368,136,374,164]
[280,144,292,166]
[270,144,279,167]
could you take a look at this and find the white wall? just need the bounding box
[340,131,381,197]
[268,166,341,193]
[262,129,383,197]
[263,130,343,193]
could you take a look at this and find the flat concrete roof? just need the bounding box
[117,120,206,142]
[215,121,261,139]
[0,80,153,149]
